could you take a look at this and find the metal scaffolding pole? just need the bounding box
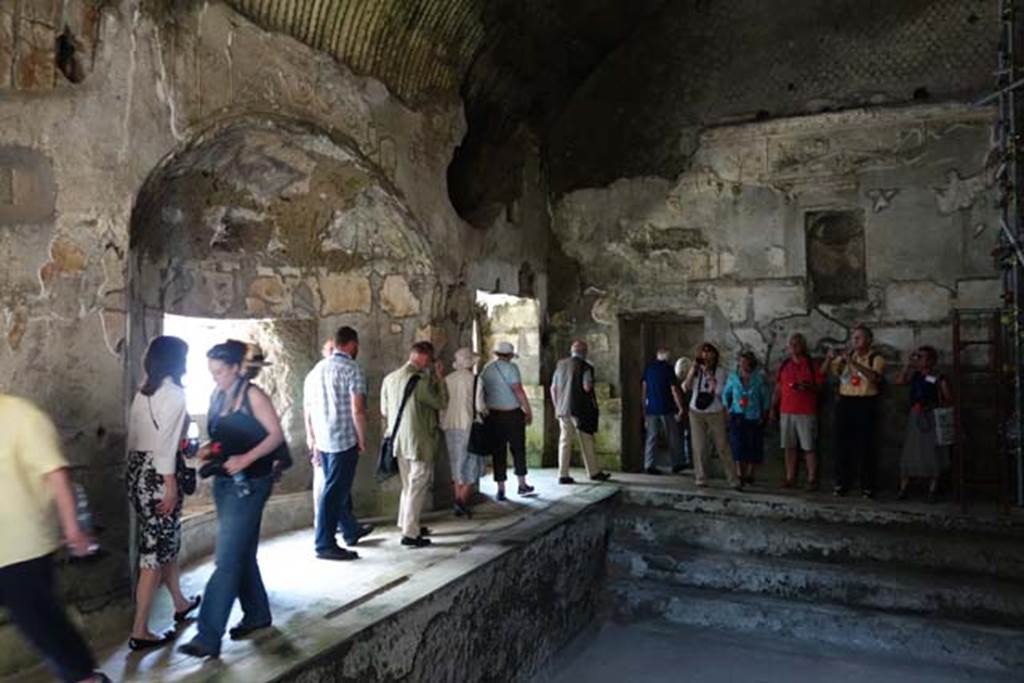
[995,0,1024,507]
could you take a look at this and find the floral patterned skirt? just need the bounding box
[126,451,182,569]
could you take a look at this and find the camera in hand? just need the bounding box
[198,442,226,479]
[179,437,200,459]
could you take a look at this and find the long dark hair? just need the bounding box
[141,336,188,396]
[698,342,720,371]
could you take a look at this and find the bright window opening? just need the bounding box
[162,314,268,415]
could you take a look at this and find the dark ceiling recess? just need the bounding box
[224,0,669,224]
[225,0,997,210]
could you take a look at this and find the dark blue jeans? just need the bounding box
[0,554,96,682]
[315,446,360,551]
[192,474,273,654]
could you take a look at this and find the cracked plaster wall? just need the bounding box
[0,1,552,669]
[550,103,1002,473]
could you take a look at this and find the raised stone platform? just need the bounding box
[9,471,617,683]
[607,474,1024,677]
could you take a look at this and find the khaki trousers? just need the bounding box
[312,461,325,525]
[397,456,432,539]
[558,417,600,478]
[689,410,739,487]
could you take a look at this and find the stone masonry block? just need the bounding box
[320,273,372,315]
[955,278,1001,309]
[380,275,420,317]
[885,281,951,322]
[715,286,750,323]
[0,6,13,90]
[753,285,807,321]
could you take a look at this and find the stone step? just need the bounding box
[614,504,1024,580]
[619,485,1024,539]
[609,579,1024,675]
[608,541,1024,626]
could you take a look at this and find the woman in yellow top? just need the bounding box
[825,324,885,499]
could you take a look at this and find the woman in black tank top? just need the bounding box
[180,340,284,659]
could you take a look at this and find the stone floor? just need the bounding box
[542,620,1017,683]
[11,469,614,683]
[10,466,1021,682]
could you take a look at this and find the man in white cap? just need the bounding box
[551,339,612,484]
[479,341,534,500]
[441,347,484,516]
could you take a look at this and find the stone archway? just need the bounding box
[127,116,443,510]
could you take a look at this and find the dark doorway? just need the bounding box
[620,315,705,472]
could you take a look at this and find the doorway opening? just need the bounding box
[619,315,705,472]
[161,313,314,511]
[475,291,544,464]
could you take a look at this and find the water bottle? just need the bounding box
[233,472,251,498]
[72,483,101,556]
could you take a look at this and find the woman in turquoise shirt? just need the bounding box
[722,351,770,485]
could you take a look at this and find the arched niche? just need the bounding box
[127,116,440,505]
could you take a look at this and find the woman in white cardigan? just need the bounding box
[125,336,200,650]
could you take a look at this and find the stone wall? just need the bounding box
[0,0,552,655]
[282,494,612,683]
[546,0,997,194]
[550,103,1001,478]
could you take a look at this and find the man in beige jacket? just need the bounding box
[381,341,448,548]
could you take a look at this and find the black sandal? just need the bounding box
[129,630,173,651]
[174,595,201,623]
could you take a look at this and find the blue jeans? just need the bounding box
[644,414,683,470]
[315,446,360,552]
[192,474,273,654]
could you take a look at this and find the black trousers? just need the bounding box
[487,409,527,482]
[834,396,878,492]
[0,553,97,683]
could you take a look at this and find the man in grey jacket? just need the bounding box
[551,340,612,485]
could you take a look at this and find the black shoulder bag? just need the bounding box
[376,374,421,482]
[694,368,715,410]
[468,373,492,456]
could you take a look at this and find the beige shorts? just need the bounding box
[780,413,817,451]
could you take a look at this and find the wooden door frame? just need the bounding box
[618,313,705,472]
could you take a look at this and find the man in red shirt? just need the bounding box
[770,333,824,490]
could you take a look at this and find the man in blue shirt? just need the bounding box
[304,326,373,560]
[480,341,534,500]
[642,348,687,475]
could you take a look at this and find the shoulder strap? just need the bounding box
[472,373,480,420]
[388,374,421,439]
[146,396,159,430]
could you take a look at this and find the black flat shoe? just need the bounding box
[896,487,908,501]
[128,631,173,651]
[229,621,271,640]
[173,595,201,623]
[178,640,218,658]
[401,536,431,548]
[644,467,664,475]
[518,484,536,496]
[496,490,507,501]
[316,547,359,561]
[345,524,375,546]
[590,471,611,482]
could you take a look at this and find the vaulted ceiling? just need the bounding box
[224,0,668,140]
